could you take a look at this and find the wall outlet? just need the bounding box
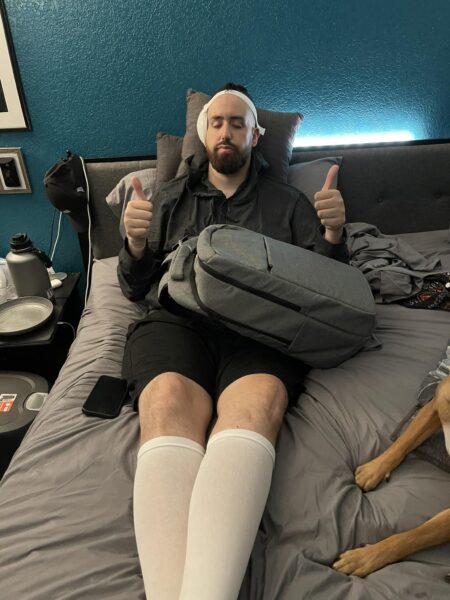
[0,148,31,194]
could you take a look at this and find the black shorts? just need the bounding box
[122,312,308,408]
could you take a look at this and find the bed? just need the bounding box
[1,136,450,600]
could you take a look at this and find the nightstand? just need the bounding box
[0,371,49,479]
[0,273,83,384]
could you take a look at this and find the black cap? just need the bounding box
[9,233,52,267]
[44,153,89,232]
[9,232,34,252]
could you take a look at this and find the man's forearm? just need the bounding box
[323,227,344,245]
[128,239,147,260]
[117,241,158,302]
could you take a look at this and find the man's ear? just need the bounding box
[252,127,260,147]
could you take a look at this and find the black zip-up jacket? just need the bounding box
[118,152,349,314]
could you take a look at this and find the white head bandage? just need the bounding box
[196,90,266,145]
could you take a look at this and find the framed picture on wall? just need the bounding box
[0,0,31,131]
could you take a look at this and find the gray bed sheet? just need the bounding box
[1,230,450,599]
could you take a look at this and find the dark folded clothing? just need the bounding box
[345,222,442,303]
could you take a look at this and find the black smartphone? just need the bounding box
[82,375,128,419]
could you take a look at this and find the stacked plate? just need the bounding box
[0,297,54,336]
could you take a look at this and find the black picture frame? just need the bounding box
[0,0,31,131]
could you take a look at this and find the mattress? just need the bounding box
[0,229,449,599]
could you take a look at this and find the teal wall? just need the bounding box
[1,0,450,281]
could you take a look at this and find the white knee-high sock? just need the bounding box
[179,429,276,600]
[133,436,205,600]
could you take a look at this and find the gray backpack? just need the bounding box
[158,224,377,368]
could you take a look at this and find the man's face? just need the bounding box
[205,94,260,175]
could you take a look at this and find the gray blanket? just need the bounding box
[0,230,449,599]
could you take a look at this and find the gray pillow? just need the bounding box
[287,156,342,204]
[176,89,303,183]
[105,168,156,238]
[155,132,184,185]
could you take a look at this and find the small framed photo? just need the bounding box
[0,147,31,194]
[0,0,31,131]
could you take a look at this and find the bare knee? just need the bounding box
[245,375,288,426]
[215,374,288,444]
[139,372,212,444]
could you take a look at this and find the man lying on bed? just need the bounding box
[117,82,348,600]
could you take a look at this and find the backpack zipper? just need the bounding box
[189,262,291,345]
[198,256,302,312]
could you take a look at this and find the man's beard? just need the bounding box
[207,142,251,175]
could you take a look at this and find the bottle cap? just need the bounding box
[9,233,33,252]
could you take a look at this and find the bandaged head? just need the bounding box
[196,90,266,146]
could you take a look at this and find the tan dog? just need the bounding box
[333,376,450,578]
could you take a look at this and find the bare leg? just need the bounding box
[211,373,288,445]
[138,371,213,446]
[355,398,441,491]
[333,508,450,577]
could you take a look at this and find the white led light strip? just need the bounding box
[294,131,414,148]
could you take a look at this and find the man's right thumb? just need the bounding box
[131,176,147,201]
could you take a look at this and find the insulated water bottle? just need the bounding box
[6,233,53,298]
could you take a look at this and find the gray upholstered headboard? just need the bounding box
[291,140,450,234]
[82,140,450,266]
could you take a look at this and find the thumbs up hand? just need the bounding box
[123,176,153,259]
[314,165,345,243]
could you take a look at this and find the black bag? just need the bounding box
[44,151,89,232]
